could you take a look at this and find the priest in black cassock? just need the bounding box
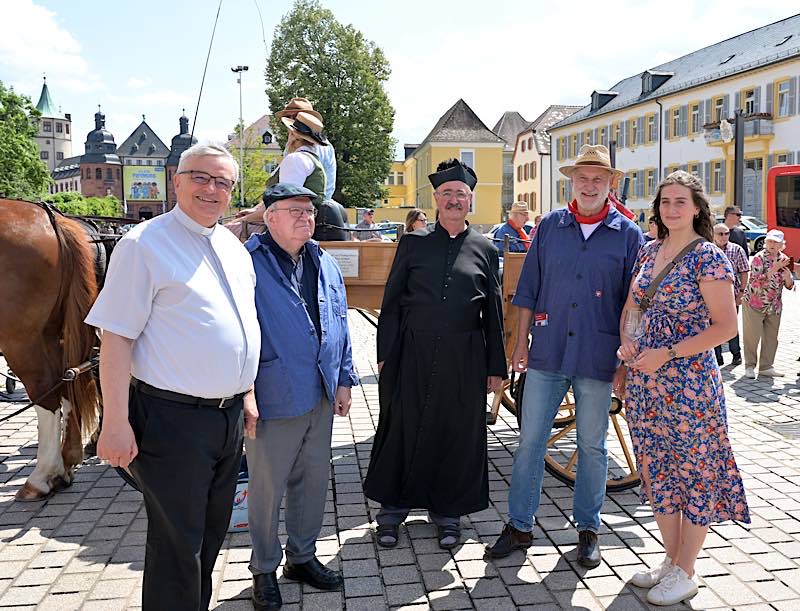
[363,158,507,550]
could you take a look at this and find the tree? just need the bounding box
[227,125,282,208]
[44,191,122,216]
[0,81,51,199]
[266,0,395,208]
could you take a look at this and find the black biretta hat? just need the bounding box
[428,160,478,190]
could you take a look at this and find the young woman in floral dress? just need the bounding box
[741,229,795,379]
[617,171,750,606]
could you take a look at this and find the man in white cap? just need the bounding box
[488,144,642,567]
[494,201,531,254]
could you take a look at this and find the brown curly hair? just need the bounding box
[651,170,713,242]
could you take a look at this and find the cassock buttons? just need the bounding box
[568,331,575,337]
[572,303,578,308]
[576,273,583,280]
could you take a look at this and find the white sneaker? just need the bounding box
[744,367,756,379]
[630,556,673,588]
[646,566,698,606]
[759,367,784,377]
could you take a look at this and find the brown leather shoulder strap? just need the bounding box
[639,238,705,311]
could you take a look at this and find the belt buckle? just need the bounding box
[218,396,231,409]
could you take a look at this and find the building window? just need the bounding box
[157,160,163,166]
[645,169,656,197]
[117,168,121,179]
[776,80,791,117]
[65,124,70,135]
[671,108,680,138]
[146,160,152,166]
[777,153,789,165]
[397,172,404,186]
[40,151,49,160]
[530,192,537,210]
[528,137,533,150]
[387,173,395,186]
[524,164,529,180]
[646,114,655,144]
[137,159,143,165]
[688,161,700,176]
[126,159,132,165]
[712,96,724,122]
[56,122,63,133]
[629,119,638,147]
[460,150,474,169]
[742,88,755,114]
[106,168,113,180]
[570,134,578,157]
[523,193,528,204]
[712,160,723,192]
[690,102,701,133]
[517,166,522,181]
[585,129,592,146]
[43,121,52,132]
[531,161,537,179]
[56,152,63,161]
[96,168,102,180]
[521,140,526,153]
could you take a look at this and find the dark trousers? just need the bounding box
[128,385,244,611]
[715,306,741,360]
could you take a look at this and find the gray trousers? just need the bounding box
[246,399,334,574]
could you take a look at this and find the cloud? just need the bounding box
[0,0,103,93]
[127,77,152,89]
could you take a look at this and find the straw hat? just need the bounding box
[275,97,323,122]
[559,144,624,180]
[281,111,329,146]
[510,201,530,213]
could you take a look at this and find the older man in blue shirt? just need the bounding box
[488,145,642,567]
[244,183,358,610]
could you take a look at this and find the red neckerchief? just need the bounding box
[508,218,530,251]
[568,199,610,224]
[608,190,636,220]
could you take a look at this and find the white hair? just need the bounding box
[177,141,239,178]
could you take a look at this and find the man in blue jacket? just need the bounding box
[244,183,359,610]
[487,145,642,567]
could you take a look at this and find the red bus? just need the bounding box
[766,164,800,260]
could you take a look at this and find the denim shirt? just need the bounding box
[245,234,359,419]
[512,206,643,382]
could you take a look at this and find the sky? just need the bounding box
[2,0,799,160]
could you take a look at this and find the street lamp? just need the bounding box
[231,65,249,210]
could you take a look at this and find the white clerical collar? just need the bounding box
[173,203,217,237]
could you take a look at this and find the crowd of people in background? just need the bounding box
[86,79,798,610]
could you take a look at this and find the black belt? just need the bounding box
[131,378,245,409]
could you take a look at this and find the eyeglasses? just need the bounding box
[435,189,470,201]
[273,206,317,218]
[178,170,235,192]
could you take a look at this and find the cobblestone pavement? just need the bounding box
[1,292,800,610]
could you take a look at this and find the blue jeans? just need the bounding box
[507,368,611,533]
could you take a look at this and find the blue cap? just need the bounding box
[262,183,318,207]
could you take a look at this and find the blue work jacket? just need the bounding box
[245,234,359,420]
[494,222,528,254]
[512,206,643,382]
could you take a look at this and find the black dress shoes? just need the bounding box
[486,523,533,558]
[283,557,343,591]
[731,354,742,366]
[252,572,282,610]
[576,530,601,568]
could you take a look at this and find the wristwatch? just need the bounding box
[667,346,678,360]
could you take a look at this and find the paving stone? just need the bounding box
[382,564,421,585]
[343,575,382,598]
[0,585,49,606]
[13,568,61,586]
[341,558,379,578]
[428,587,474,609]
[343,594,387,609]
[385,583,427,606]
[378,547,416,566]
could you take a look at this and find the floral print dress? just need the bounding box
[625,240,750,526]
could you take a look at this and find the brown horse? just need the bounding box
[0,199,100,501]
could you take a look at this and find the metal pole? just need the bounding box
[231,65,249,211]
[733,110,744,209]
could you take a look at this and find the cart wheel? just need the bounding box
[502,373,576,430]
[6,376,16,394]
[543,396,640,492]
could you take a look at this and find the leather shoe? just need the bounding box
[486,523,533,558]
[283,557,343,591]
[252,572,282,610]
[730,355,742,366]
[576,530,601,568]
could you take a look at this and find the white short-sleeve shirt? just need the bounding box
[85,205,260,398]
